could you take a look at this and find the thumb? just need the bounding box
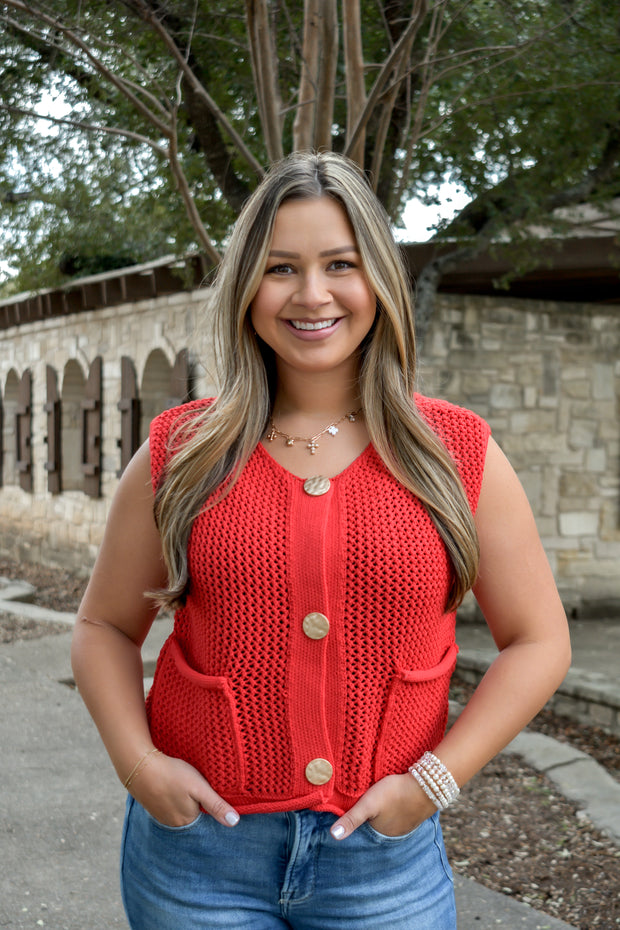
[330,798,373,841]
[193,781,240,828]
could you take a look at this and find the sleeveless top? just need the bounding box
[146,395,491,816]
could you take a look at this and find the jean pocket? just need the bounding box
[361,819,423,844]
[373,643,458,780]
[144,809,205,833]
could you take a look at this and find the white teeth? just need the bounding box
[290,319,337,331]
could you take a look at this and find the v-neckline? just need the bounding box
[256,439,373,483]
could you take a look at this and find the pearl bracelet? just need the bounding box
[408,751,460,810]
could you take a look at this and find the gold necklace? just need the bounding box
[267,409,361,455]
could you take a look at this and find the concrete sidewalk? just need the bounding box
[1,596,618,930]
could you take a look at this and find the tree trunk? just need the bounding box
[342,0,366,166]
[293,0,321,151]
[314,0,338,151]
[246,0,284,162]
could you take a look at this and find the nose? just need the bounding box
[292,271,332,310]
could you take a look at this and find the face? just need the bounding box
[250,197,377,380]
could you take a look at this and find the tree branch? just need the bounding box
[2,0,172,137]
[344,0,427,164]
[0,12,122,109]
[441,118,620,240]
[547,124,620,211]
[0,102,167,156]
[1,189,51,205]
[180,80,254,212]
[128,0,265,178]
[369,2,417,189]
[167,110,221,266]
[119,0,255,211]
[393,0,444,210]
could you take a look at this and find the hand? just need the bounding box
[330,773,436,840]
[127,751,240,829]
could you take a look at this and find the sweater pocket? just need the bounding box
[146,636,246,793]
[373,643,458,780]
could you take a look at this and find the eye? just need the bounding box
[266,263,294,275]
[328,259,355,271]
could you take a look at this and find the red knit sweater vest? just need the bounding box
[146,395,490,816]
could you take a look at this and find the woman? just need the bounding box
[71,151,570,929]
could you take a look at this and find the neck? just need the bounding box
[273,362,361,420]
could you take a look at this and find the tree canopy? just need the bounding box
[1,0,619,324]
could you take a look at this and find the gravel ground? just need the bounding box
[1,556,619,929]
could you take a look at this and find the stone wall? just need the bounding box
[0,288,216,574]
[0,287,618,616]
[418,295,619,617]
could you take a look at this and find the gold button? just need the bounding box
[303,612,330,640]
[303,475,331,496]
[305,758,333,785]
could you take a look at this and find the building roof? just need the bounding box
[0,254,209,331]
[402,235,620,305]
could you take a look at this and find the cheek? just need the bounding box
[249,288,279,345]
[249,292,266,332]
[250,282,277,323]
[356,285,379,328]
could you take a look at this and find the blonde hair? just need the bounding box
[153,152,479,610]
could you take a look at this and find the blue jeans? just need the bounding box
[120,797,456,929]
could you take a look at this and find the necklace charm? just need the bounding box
[268,408,361,455]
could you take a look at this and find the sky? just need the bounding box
[396,183,471,243]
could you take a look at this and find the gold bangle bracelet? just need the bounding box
[123,748,161,790]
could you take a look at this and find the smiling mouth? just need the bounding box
[289,318,338,331]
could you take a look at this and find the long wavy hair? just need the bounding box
[153,151,480,611]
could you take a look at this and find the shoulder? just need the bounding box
[149,398,215,485]
[150,398,214,438]
[414,393,490,444]
[414,393,491,510]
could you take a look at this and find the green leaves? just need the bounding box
[0,0,619,294]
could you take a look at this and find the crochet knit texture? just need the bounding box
[146,395,491,816]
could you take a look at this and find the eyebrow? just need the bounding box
[268,245,359,258]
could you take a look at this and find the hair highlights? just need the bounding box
[153,152,479,611]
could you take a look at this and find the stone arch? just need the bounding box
[140,349,173,444]
[2,369,20,486]
[61,359,86,491]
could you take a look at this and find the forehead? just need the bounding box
[270,196,356,246]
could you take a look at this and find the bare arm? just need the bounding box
[331,436,571,839]
[433,437,571,784]
[71,441,240,828]
[71,442,166,779]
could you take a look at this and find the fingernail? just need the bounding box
[331,824,345,840]
[225,811,240,826]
